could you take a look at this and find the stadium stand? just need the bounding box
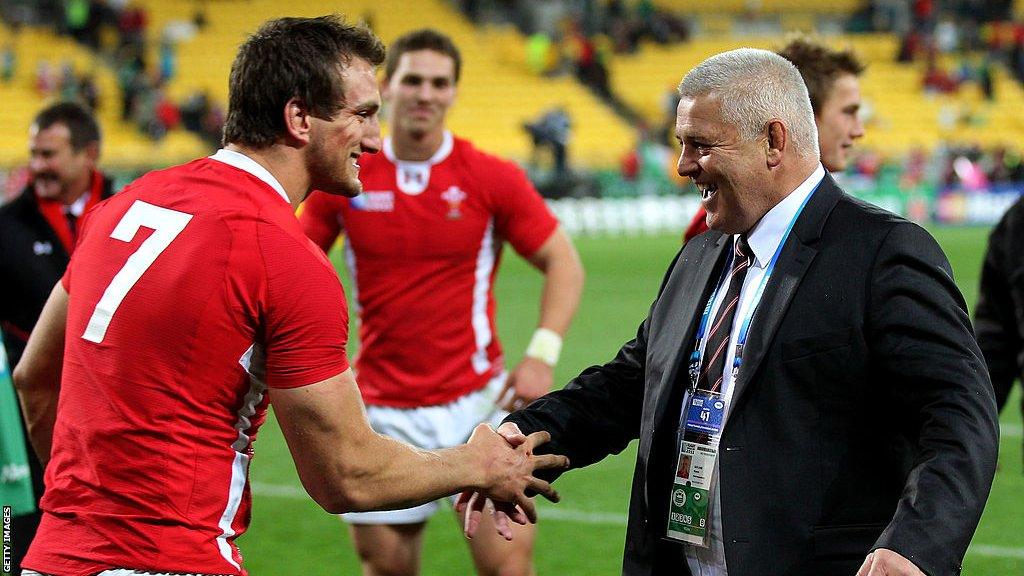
[5,1,1024,172]
[0,23,207,169]
[608,33,1024,157]
[2,0,633,171]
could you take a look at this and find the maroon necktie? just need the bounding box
[697,235,753,393]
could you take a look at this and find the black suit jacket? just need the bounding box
[508,175,998,576]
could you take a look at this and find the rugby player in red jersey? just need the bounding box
[13,16,566,576]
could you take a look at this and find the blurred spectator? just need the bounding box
[179,91,224,148]
[64,0,96,48]
[117,1,147,51]
[59,60,77,101]
[567,23,612,98]
[2,42,15,83]
[623,127,677,196]
[923,58,960,93]
[901,147,929,188]
[159,37,176,82]
[525,107,571,176]
[897,30,922,62]
[913,0,936,32]
[526,31,557,75]
[78,74,99,111]
[934,14,959,52]
[34,60,55,95]
[978,56,995,100]
[116,49,144,121]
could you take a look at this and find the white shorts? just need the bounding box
[343,372,510,525]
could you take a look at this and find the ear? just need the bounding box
[284,97,313,145]
[83,141,100,164]
[764,119,786,168]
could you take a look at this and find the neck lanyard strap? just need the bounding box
[688,184,819,386]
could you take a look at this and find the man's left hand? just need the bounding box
[499,357,553,411]
[856,548,926,576]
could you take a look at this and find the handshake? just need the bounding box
[456,421,566,541]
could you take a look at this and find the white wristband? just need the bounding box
[525,327,563,367]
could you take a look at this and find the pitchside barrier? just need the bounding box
[547,181,1024,236]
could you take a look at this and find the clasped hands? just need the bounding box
[459,422,559,541]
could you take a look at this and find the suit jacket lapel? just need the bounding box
[649,232,730,432]
[729,174,843,407]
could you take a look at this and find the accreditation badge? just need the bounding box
[666,392,725,546]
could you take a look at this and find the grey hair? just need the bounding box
[678,48,819,158]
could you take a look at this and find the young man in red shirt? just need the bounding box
[300,29,584,576]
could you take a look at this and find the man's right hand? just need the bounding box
[458,422,564,540]
[464,423,567,523]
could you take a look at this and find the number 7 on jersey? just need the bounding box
[82,200,193,343]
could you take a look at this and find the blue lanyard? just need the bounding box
[687,184,819,391]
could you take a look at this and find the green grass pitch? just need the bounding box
[238,226,1023,574]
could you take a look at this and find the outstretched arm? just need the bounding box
[269,368,568,519]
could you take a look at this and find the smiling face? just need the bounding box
[815,73,863,172]
[28,122,96,204]
[675,94,775,235]
[383,49,457,139]
[306,57,382,197]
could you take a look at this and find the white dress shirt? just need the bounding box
[683,164,826,576]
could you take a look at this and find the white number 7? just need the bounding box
[82,200,193,343]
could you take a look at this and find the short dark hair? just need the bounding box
[222,15,385,148]
[776,36,865,114]
[384,28,461,83]
[33,101,101,150]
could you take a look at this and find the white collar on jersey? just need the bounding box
[209,148,290,205]
[383,130,454,165]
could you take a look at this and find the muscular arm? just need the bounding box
[503,228,584,408]
[269,368,566,516]
[12,282,67,466]
[525,228,584,336]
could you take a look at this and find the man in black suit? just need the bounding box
[462,48,998,576]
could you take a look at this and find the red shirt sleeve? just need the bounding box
[298,191,346,253]
[258,221,350,388]
[489,160,558,257]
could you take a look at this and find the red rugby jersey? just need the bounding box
[300,133,557,407]
[24,151,349,576]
